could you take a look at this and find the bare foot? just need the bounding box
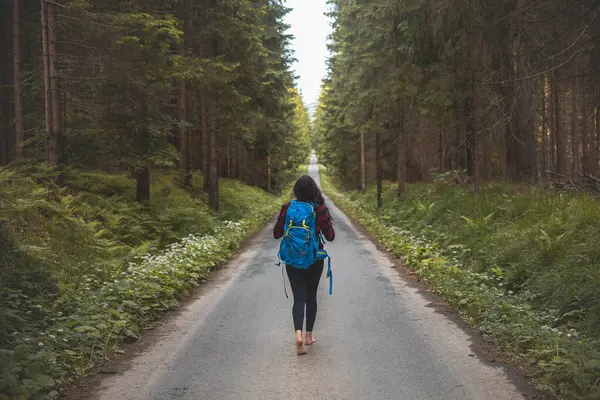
[296,338,307,355]
[295,331,307,355]
[305,333,316,345]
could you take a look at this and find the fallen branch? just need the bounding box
[545,170,600,195]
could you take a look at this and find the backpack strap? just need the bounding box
[277,252,289,299]
[326,255,332,295]
[282,263,289,299]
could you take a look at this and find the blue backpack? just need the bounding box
[277,200,333,296]
[278,200,319,270]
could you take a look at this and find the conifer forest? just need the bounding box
[317,0,600,197]
[2,0,600,399]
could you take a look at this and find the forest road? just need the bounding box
[85,156,538,400]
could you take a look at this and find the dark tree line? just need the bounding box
[316,0,600,200]
[0,0,311,209]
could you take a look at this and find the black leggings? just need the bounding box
[286,260,324,332]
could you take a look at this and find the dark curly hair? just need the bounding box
[293,175,325,205]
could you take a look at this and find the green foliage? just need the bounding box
[321,171,600,399]
[0,166,285,399]
[57,5,184,173]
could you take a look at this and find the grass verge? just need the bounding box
[0,167,287,400]
[320,170,600,400]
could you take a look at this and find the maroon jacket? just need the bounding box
[273,202,335,249]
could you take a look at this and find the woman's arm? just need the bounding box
[317,206,335,241]
[273,202,290,239]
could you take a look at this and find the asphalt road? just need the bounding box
[88,158,532,400]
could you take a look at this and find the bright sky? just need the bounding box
[284,0,332,114]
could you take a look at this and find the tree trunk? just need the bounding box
[591,105,600,175]
[135,99,151,203]
[135,166,150,203]
[467,84,478,193]
[438,127,444,173]
[454,99,467,171]
[236,143,241,181]
[267,155,271,192]
[517,62,536,182]
[396,111,406,198]
[359,131,366,192]
[179,80,191,188]
[593,86,599,175]
[393,9,405,198]
[518,0,536,183]
[481,129,491,181]
[207,94,219,211]
[13,0,24,161]
[177,12,191,187]
[197,40,210,190]
[571,78,578,177]
[237,146,242,183]
[375,129,382,210]
[200,88,209,190]
[554,72,564,174]
[466,30,479,192]
[550,93,557,173]
[231,141,237,180]
[407,103,421,182]
[190,90,201,171]
[47,1,63,174]
[0,27,10,165]
[505,29,535,183]
[0,78,8,165]
[500,77,511,180]
[41,0,53,164]
[582,81,589,174]
[227,137,232,179]
[465,92,475,179]
[541,75,548,176]
[0,83,7,165]
[251,147,259,187]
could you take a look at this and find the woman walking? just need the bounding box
[274,175,335,355]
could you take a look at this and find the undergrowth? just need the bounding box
[0,166,284,399]
[321,170,600,400]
